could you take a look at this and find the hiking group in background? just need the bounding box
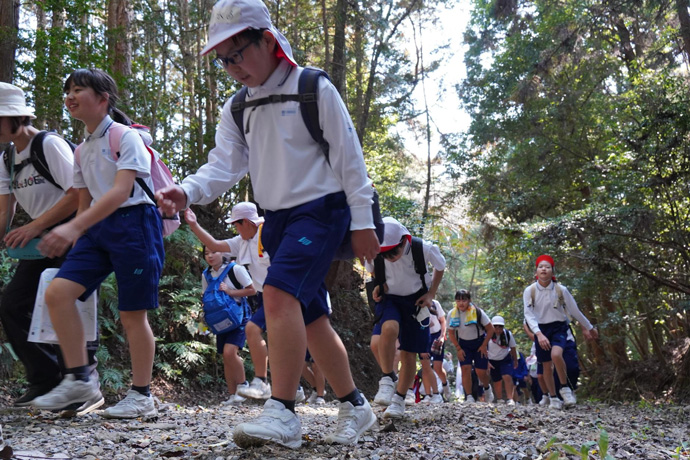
[0,0,601,452]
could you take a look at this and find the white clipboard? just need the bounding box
[28,268,97,344]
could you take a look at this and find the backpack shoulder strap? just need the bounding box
[30,131,62,190]
[203,267,213,285]
[373,254,386,292]
[225,262,244,290]
[554,282,565,307]
[530,283,536,306]
[298,67,330,159]
[230,87,250,142]
[410,236,428,290]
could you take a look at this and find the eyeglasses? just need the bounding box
[213,41,254,68]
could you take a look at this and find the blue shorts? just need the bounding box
[216,326,247,354]
[262,193,348,326]
[57,204,164,311]
[373,291,430,354]
[458,336,489,370]
[371,302,384,336]
[535,321,569,363]
[489,355,514,382]
[249,293,266,331]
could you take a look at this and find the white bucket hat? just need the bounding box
[200,0,297,66]
[491,315,505,327]
[0,82,36,119]
[380,216,411,252]
[225,201,265,225]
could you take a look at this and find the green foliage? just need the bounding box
[544,428,615,460]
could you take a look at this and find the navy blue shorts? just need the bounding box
[373,291,430,354]
[57,204,164,311]
[216,326,247,354]
[371,302,384,336]
[489,355,514,382]
[535,321,569,363]
[458,336,489,370]
[249,293,266,331]
[261,193,349,326]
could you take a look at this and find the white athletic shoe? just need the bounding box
[324,398,377,444]
[32,374,102,411]
[442,384,452,401]
[295,386,306,404]
[373,376,396,406]
[560,387,577,407]
[314,396,326,405]
[429,393,443,404]
[549,396,564,410]
[307,391,318,405]
[237,377,271,400]
[404,389,416,405]
[539,394,551,406]
[383,394,405,419]
[222,393,246,405]
[233,399,302,449]
[418,395,430,404]
[506,399,516,406]
[464,395,476,403]
[483,386,495,403]
[102,390,157,419]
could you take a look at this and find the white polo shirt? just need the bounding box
[487,329,517,360]
[446,306,491,341]
[222,231,270,292]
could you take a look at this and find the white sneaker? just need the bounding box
[373,376,396,406]
[418,395,430,404]
[539,394,550,406]
[314,396,326,405]
[464,395,475,403]
[560,387,577,407]
[233,399,302,449]
[383,394,405,419]
[295,386,306,404]
[549,396,564,410]
[32,374,102,411]
[506,399,516,406]
[222,394,246,405]
[324,398,377,444]
[483,386,495,403]
[404,389,416,405]
[429,393,443,404]
[307,391,318,405]
[442,384,451,401]
[102,390,157,419]
[237,377,271,399]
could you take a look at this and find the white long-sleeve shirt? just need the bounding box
[523,281,593,334]
[181,60,375,230]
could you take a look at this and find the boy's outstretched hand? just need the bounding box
[351,228,380,265]
[155,185,187,217]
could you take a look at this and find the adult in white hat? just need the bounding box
[0,82,100,413]
[155,0,381,448]
[486,315,518,405]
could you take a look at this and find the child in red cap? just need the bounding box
[523,254,598,409]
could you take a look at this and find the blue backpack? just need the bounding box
[202,262,249,335]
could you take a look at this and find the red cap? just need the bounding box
[535,255,554,268]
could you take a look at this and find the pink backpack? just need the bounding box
[75,122,181,237]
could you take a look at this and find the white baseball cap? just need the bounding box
[0,82,36,119]
[491,315,505,326]
[380,216,411,252]
[226,201,264,225]
[200,0,297,66]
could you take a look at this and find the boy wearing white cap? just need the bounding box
[524,254,598,409]
[185,203,273,400]
[156,0,379,449]
[365,216,446,419]
[0,82,101,414]
[487,315,518,405]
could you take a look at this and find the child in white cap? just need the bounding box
[0,82,100,414]
[156,0,379,448]
[486,315,518,405]
[365,216,445,419]
[524,254,598,409]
